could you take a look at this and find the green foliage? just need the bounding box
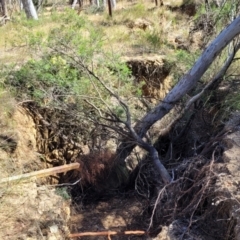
[12,12,41,27]
[5,56,81,105]
[0,88,15,121]
[112,105,125,120]
[3,13,48,50]
[115,2,146,21]
[215,0,239,24]
[144,29,163,49]
[28,31,45,46]
[104,54,132,83]
[223,84,240,113]
[85,4,105,14]
[47,11,104,61]
[2,10,142,117]
[194,0,239,33]
[193,2,206,20]
[7,27,44,49]
[130,2,146,17]
[174,49,198,78]
[55,187,71,200]
[176,49,192,62]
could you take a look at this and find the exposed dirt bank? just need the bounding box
[0,107,70,240]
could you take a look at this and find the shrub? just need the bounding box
[2,10,142,119]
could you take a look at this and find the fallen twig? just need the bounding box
[0,162,80,184]
[69,230,146,238]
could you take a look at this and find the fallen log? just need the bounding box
[0,162,80,184]
[69,230,146,238]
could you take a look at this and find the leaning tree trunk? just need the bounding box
[116,16,240,165]
[21,0,38,19]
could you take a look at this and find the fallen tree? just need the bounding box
[115,16,240,172]
[46,15,240,184]
[72,16,240,184]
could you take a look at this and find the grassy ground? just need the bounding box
[0,0,192,64]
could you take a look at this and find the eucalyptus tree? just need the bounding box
[0,0,8,17]
[21,0,38,19]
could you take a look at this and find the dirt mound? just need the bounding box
[0,104,41,178]
[220,117,240,239]
[126,18,153,31]
[0,182,70,240]
[163,0,199,16]
[123,55,173,101]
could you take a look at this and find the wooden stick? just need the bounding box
[69,230,146,238]
[0,162,80,184]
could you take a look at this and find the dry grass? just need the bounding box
[0,0,192,62]
[87,2,190,55]
[0,91,17,175]
[0,181,71,239]
[0,11,59,64]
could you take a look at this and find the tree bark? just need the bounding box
[111,0,116,9]
[116,16,240,164]
[107,0,112,17]
[0,0,8,17]
[21,0,38,19]
[71,0,78,9]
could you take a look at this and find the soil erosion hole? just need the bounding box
[20,76,240,239]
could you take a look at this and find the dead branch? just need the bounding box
[0,163,80,183]
[148,184,167,231]
[69,230,146,238]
